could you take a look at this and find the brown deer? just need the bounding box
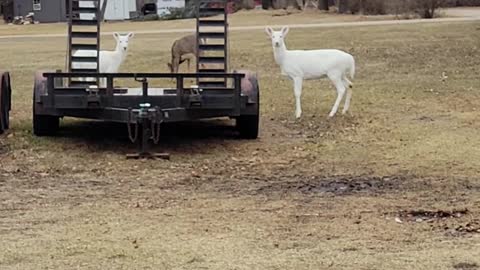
[167,34,206,73]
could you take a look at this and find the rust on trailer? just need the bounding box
[234,70,259,104]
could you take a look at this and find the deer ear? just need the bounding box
[127,32,134,39]
[113,32,119,40]
[265,27,273,38]
[281,26,289,36]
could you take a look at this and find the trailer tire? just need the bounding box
[0,89,4,134]
[33,71,59,136]
[33,113,59,137]
[0,71,11,134]
[237,114,259,139]
[236,71,260,139]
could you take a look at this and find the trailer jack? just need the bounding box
[126,104,170,160]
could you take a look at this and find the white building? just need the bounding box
[84,0,186,21]
[102,0,136,20]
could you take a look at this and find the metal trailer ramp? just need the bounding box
[68,0,101,86]
[197,0,229,89]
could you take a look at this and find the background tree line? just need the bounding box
[245,0,480,18]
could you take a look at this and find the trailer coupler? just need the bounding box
[126,103,170,160]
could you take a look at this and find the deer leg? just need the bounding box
[329,76,347,118]
[172,56,181,73]
[293,77,303,119]
[342,76,353,114]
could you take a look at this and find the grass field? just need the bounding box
[0,10,396,36]
[0,13,480,270]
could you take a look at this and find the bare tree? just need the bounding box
[262,0,273,9]
[419,0,445,19]
[240,0,256,9]
[415,0,446,18]
[338,0,349,13]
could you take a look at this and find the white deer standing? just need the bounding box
[72,32,134,87]
[266,26,356,118]
[99,32,134,74]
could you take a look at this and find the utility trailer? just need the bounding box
[0,71,12,135]
[33,0,260,158]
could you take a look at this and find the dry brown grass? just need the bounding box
[0,16,480,270]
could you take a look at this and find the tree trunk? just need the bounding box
[297,0,304,9]
[273,0,288,9]
[359,0,364,14]
[262,0,273,9]
[318,0,329,10]
[241,0,255,9]
[338,0,349,13]
[288,0,303,10]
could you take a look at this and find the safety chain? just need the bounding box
[150,108,162,144]
[127,108,139,143]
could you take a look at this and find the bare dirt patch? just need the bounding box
[397,209,470,221]
[389,208,480,237]
[0,139,8,155]
[444,220,480,237]
[454,262,479,270]
[256,175,412,196]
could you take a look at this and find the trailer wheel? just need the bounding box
[0,86,4,134]
[237,114,259,139]
[33,112,59,136]
[33,71,59,136]
[0,71,11,134]
[236,71,260,139]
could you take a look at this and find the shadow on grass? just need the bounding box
[54,118,241,155]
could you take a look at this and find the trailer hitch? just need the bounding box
[126,103,170,160]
